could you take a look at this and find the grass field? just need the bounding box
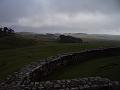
[0,36,120,79]
[0,35,37,50]
[48,56,120,81]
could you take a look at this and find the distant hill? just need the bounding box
[64,33,120,42]
[58,35,83,43]
[17,32,58,41]
[16,32,120,43]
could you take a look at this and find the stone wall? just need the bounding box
[29,47,120,81]
[0,47,120,90]
[19,77,120,90]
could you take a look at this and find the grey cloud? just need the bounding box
[50,0,120,14]
[0,0,120,34]
[0,0,41,23]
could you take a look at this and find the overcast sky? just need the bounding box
[0,0,120,34]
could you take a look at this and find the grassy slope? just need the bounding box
[48,56,120,81]
[0,35,37,50]
[0,36,120,79]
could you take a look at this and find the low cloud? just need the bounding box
[0,0,120,34]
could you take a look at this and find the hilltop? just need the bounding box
[64,33,120,42]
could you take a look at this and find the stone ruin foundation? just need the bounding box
[0,47,120,90]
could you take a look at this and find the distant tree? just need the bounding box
[8,28,14,34]
[3,27,9,33]
[0,26,15,37]
[58,35,83,43]
[0,28,2,32]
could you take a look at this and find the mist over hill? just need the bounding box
[64,33,120,41]
[17,32,120,42]
[17,32,59,41]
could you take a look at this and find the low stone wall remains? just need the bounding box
[0,47,120,90]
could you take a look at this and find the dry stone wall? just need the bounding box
[19,77,119,90]
[0,47,120,90]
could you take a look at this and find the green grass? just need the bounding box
[0,38,120,79]
[48,56,120,81]
[0,35,37,50]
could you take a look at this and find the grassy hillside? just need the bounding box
[17,32,58,41]
[0,35,37,50]
[0,33,120,80]
[0,40,120,79]
[48,56,120,81]
[65,33,120,42]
